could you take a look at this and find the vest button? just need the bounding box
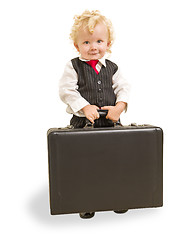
[97,80,101,84]
[98,88,102,92]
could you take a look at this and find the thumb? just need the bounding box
[101,106,110,110]
[101,106,110,119]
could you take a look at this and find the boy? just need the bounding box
[59,10,130,128]
[59,10,130,217]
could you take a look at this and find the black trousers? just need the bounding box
[70,115,121,128]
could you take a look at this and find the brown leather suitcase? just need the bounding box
[47,121,163,215]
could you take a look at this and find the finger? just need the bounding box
[91,115,95,123]
[95,111,100,119]
[88,117,94,123]
[92,113,98,120]
[94,105,100,110]
[101,106,110,110]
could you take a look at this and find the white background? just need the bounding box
[1,0,178,239]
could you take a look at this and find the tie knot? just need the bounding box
[87,60,99,68]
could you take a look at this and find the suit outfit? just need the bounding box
[59,57,130,128]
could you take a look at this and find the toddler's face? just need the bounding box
[74,23,110,60]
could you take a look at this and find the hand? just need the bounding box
[101,102,127,123]
[82,105,100,123]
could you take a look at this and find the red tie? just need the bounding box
[87,60,99,74]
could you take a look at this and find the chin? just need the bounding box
[89,55,100,60]
[90,57,98,60]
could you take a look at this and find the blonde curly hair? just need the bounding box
[70,10,114,54]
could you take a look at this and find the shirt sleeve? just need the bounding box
[112,67,131,111]
[59,60,90,115]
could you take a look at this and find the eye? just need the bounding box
[84,41,89,44]
[97,40,103,43]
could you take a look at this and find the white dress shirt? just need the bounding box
[59,57,130,117]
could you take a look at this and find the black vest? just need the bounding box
[71,57,118,108]
[70,57,118,128]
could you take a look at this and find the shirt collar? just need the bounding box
[79,56,106,67]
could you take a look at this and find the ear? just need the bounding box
[74,43,79,52]
[107,41,111,48]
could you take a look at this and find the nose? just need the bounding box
[90,42,97,51]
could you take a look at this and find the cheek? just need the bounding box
[81,45,90,53]
[100,44,108,52]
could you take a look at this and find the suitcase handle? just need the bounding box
[97,110,121,126]
[85,109,121,128]
[85,110,108,127]
[97,109,108,117]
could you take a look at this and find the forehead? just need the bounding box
[78,22,108,40]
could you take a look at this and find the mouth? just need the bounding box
[89,52,99,55]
